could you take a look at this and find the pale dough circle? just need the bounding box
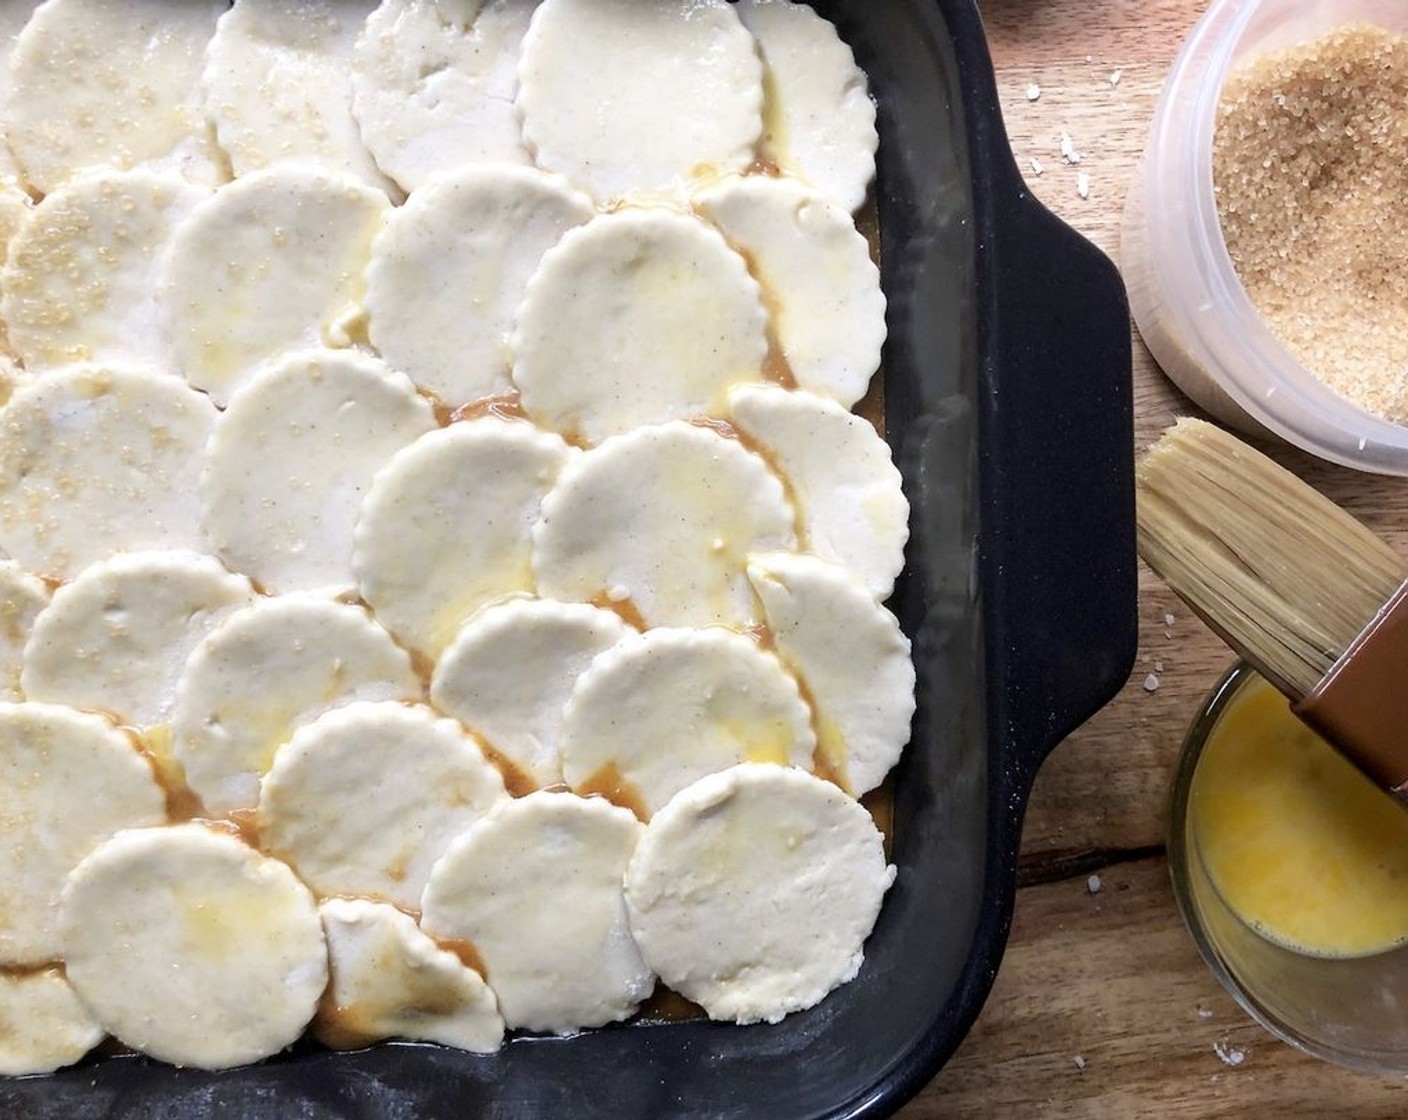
[0,968,104,1076]
[517,0,762,202]
[0,702,166,965]
[511,210,768,443]
[353,417,572,658]
[0,561,50,702]
[421,790,652,1034]
[625,763,894,1025]
[21,550,256,729]
[430,597,631,788]
[363,162,593,404]
[173,595,420,815]
[260,701,508,909]
[0,365,216,582]
[532,421,795,629]
[201,348,436,596]
[59,823,327,1070]
[560,627,815,817]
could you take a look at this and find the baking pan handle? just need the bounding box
[981,184,1138,789]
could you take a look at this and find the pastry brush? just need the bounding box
[1136,417,1408,799]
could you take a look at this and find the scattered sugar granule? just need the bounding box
[1213,1039,1246,1067]
[1030,156,1044,176]
[1059,132,1082,164]
[1026,82,1041,101]
[1109,68,1123,87]
[1072,1055,1086,1071]
[1086,874,1102,894]
[1143,673,1160,692]
[1214,25,1408,423]
[1077,172,1090,199]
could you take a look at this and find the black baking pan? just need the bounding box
[2,1,1135,1116]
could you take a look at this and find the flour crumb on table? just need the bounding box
[1076,172,1090,200]
[1086,874,1102,895]
[1143,673,1160,692]
[1026,82,1041,101]
[1030,156,1043,176]
[1059,132,1082,164]
[1213,1039,1246,1067]
[1072,1054,1086,1071]
[1109,68,1123,87]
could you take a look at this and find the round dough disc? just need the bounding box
[59,823,327,1069]
[0,968,104,1076]
[624,763,894,1024]
[0,702,166,965]
[260,701,507,908]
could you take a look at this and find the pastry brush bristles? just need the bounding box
[1135,418,1405,700]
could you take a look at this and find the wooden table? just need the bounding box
[900,1,1408,1115]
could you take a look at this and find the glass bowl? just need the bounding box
[1169,662,1408,1074]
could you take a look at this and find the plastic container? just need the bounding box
[1170,663,1408,1074]
[1123,0,1408,476]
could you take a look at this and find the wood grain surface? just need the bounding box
[899,1,1408,1115]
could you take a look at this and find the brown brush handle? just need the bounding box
[1294,581,1408,795]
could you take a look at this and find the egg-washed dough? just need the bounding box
[21,550,255,729]
[0,968,104,1077]
[173,595,420,815]
[0,561,49,702]
[0,179,33,355]
[430,598,631,788]
[696,175,885,408]
[728,384,907,598]
[202,349,436,597]
[260,701,507,909]
[747,552,914,796]
[561,627,815,818]
[532,421,795,629]
[735,0,878,213]
[351,0,538,193]
[0,702,165,966]
[160,166,390,405]
[59,823,327,1070]
[0,365,216,582]
[204,0,392,191]
[2,169,207,375]
[354,417,573,657]
[317,897,504,1053]
[421,790,652,1033]
[512,209,768,443]
[6,0,225,195]
[363,163,592,404]
[625,763,894,1025]
[517,0,762,202]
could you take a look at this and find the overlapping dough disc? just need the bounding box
[430,598,631,787]
[0,969,104,1076]
[203,0,391,190]
[317,897,504,1053]
[173,595,420,814]
[202,349,435,596]
[351,0,538,192]
[0,702,166,965]
[747,552,914,796]
[260,701,508,908]
[421,791,652,1033]
[7,0,225,194]
[561,627,814,818]
[22,551,255,729]
[624,763,894,1025]
[511,210,768,443]
[517,0,762,202]
[696,175,885,408]
[736,0,878,212]
[355,417,573,657]
[728,384,907,598]
[160,166,390,404]
[364,163,593,404]
[532,421,795,629]
[2,169,207,374]
[0,562,49,702]
[0,365,216,581]
[59,823,327,1070]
